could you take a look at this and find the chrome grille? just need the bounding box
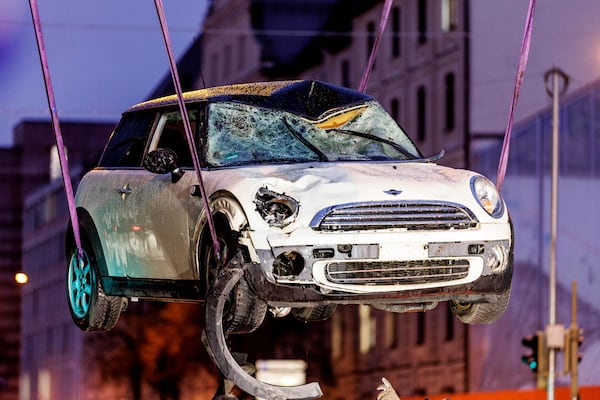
[310,201,478,231]
[325,259,470,285]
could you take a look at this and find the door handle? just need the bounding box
[117,184,132,200]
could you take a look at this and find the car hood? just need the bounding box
[206,161,505,228]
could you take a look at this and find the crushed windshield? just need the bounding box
[205,101,421,167]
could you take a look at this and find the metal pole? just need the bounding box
[544,67,569,400]
[546,68,559,400]
[570,282,579,400]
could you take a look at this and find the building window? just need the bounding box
[331,312,343,359]
[38,369,51,400]
[417,86,426,142]
[390,98,400,123]
[445,303,455,341]
[224,44,232,81]
[392,7,401,57]
[238,35,246,71]
[341,60,351,88]
[210,53,218,85]
[417,0,427,45]
[416,312,426,345]
[384,312,398,348]
[444,72,456,132]
[50,145,66,181]
[359,305,376,353]
[441,0,458,32]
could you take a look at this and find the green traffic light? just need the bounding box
[529,360,538,370]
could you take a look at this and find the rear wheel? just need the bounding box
[450,288,511,324]
[203,222,266,334]
[67,244,125,331]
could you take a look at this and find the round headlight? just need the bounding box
[470,176,504,218]
[254,187,299,228]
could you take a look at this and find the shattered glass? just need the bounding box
[205,100,421,167]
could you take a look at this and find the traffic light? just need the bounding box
[521,334,540,372]
[564,327,584,373]
[521,331,548,389]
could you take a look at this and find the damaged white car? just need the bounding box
[66,80,513,333]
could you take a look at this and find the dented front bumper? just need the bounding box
[245,223,512,307]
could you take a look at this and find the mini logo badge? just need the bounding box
[384,189,402,196]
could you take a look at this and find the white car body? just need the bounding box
[67,80,513,333]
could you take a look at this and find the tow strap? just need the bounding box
[153,0,221,257]
[495,0,536,191]
[358,0,393,93]
[28,0,83,255]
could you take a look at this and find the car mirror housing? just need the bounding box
[143,148,185,183]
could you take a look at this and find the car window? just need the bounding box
[99,111,155,167]
[205,101,421,167]
[205,102,321,167]
[150,109,197,168]
[291,101,422,161]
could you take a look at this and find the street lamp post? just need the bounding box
[543,67,569,400]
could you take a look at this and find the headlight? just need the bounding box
[470,176,504,218]
[254,187,299,228]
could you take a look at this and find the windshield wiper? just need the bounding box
[283,119,329,162]
[330,128,419,160]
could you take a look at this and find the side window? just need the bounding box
[149,108,197,168]
[99,112,155,167]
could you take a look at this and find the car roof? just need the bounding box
[127,80,373,120]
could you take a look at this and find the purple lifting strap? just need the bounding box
[29,0,83,255]
[153,0,221,257]
[496,0,537,191]
[358,0,394,93]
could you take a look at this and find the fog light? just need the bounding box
[273,251,305,277]
[487,245,506,272]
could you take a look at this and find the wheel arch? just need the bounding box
[65,207,109,277]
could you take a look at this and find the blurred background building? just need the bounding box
[2,0,600,399]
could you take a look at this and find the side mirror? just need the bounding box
[143,148,185,183]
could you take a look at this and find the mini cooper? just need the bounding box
[66,80,513,333]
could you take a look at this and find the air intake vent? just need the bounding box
[325,259,470,285]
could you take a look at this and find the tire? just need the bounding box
[203,222,267,334]
[67,245,125,332]
[450,288,511,324]
[292,304,337,322]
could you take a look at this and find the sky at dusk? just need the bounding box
[0,0,209,146]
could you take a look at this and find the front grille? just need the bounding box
[310,201,478,231]
[325,259,470,285]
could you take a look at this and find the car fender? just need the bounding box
[65,207,109,277]
[193,191,260,269]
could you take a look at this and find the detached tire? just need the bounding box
[203,222,266,334]
[67,245,125,332]
[450,288,511,324]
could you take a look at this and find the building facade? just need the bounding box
[1,121,113,400]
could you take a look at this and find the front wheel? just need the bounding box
[450,288,511,325]
[202,223,266,334]
[67,246,125,331]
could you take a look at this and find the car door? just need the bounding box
[118,107,202,280]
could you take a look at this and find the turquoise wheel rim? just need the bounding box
[68,250,93,319]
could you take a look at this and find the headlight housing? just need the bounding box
[254,187,299,228]
[470,176,504,218]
